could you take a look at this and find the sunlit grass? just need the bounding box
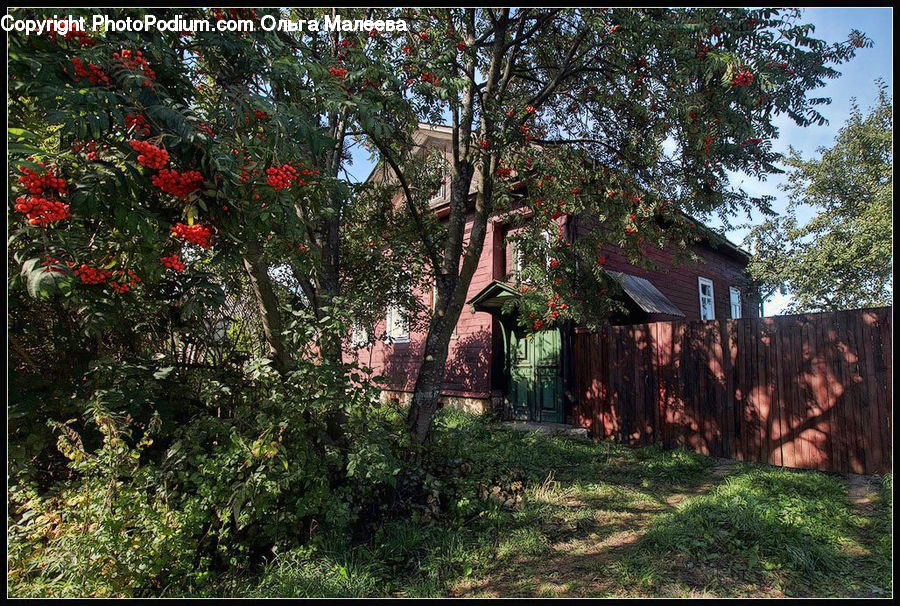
[222,411,891,598]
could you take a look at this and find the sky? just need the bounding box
[345,8,894,315]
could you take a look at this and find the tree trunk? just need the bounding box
[406,312,456,441]
[242,239,291,374]
[406,182,491,442]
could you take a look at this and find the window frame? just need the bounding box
[428,155,448,204]
[729,286,742,319]
[384,303,410,344]
[698,276,715,321]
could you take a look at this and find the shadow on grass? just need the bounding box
[226,412,891,598]
[613,465,893,598]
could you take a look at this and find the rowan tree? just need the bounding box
[7,7,423,381]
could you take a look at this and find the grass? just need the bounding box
[217,410,893,598]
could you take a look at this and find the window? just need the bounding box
[698,277,715,321]
[729,286,742,319]
[428,156,448,203]
[351,322,369,347]
[385,304,409,343]
[512,240,524,282]
[429,177,446,203]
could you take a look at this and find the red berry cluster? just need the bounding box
[329,66,348,79]
[731,71,754,88]
[160,253,186,272]
[41,256,74,274]
[46,20,95,47]
[266,164,298,189]
[74,264,112,284]
[198,121,215,138]
[125,112,151,137]
[15,164,70,226]
[15,196,71,226]
[112,48,156,86]
[420,71,440,85]
[70,57,109,85]
[72,140,99,160]
[741,137,763,147]
[129,140,169,169]
[171,223,213,248]
[18,165,67,196]
[252,109,269,122]
[152,168,204,199]
[110,269,141,293]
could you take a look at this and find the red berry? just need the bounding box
[171,223,213,248]
[129,140,169,169]
[160,253,186,272]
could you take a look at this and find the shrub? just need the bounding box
[7,357,406,597]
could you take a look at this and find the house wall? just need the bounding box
[502,217,756,323]
[593,240,756,322]
[343,211,498,401]
[568,215,757,322]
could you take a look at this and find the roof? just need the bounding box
[467,280,521,312]
[605,270,685,317]
[468,275,684,319]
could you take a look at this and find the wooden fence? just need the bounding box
[572,307,892,474]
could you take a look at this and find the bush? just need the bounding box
[7,357,407,597]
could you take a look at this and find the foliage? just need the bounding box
[745,82,892,312]
[7,357,406,597]
[173,412,888,598]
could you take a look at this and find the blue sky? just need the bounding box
[346,8,893,314]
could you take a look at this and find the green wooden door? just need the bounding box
[508,327,563,423]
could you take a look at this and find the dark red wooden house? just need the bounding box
[344,125,759,423]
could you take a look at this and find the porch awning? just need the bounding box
[605,270,685,317]
[467,280,520,312]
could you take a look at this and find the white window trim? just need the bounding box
[384,303,410,344]
[698,276,715,321]
[428,178,446,203]
[729,286,742,319]
[512,240,524,282]
[543,229,553,270]
[428,158,448,203]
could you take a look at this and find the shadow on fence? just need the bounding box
[573,307,892,475]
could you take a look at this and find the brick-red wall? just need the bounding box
[595,240,755,322]
[569,215,755,322]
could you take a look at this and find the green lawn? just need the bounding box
[206,411,892,598]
